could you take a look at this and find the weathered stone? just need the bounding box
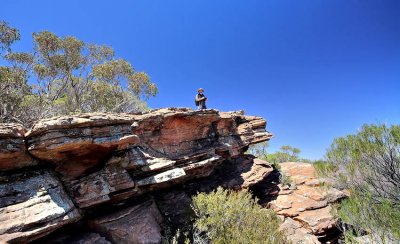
[108,146,187,173]
[294,206,336,235]
[0,108,275,242]
[280,217,320,244]
[240,158,274,188]
[0,170,81,243]
[0,123,36,170]
[24,109,271,181]
[212,156,274,190]
[131,108,272,159]
[131,108,221,158]
[235,114,271,145]
[267,162,346,243]
[26,113,139,179]
[67,165,136,208]
[89,200,163,244]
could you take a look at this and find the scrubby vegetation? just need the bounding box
[248,141,313,167]
[0,21,157,125]
[191,187,288,244]
[319,124,400,242]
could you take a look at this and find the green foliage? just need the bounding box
[270,145,301,164]
[0,21,20,53]
[192,187,288,244]
[324,124,400,242]
[248,141,270,160]
[313,160,338,177]
[248,142,304,167]
[339,192,400,243]
[0,65,32,123]
[326,124,400,205]
[0,20,157,124]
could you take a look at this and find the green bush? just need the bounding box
[248,142,305,169]
[192,187,288,244]
[324,124,400,242]
[313,160,338,178]
[339,192,400,243]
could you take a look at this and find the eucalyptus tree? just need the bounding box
[0,21,32,123]
[0,21,157,124]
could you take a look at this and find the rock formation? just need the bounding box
[267,162,347,243]
[0,108,344,244]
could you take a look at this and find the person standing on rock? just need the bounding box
[195,88,207,110]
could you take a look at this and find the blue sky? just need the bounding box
[2,0,400,159]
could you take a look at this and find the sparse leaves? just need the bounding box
[0,21,157,124]
[0,21,20,53]
[323,124,400,241]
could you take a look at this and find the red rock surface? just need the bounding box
[0,123,36,170]
[0,108,274,243]
[268,162,347,244]
[26,113,138,179]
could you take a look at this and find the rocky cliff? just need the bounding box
[0,108,344,244]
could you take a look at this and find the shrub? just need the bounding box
[191,187,288,244]
[248,142,304,169]
[339,192,400,243]
[279,172,294,188]
[313,160,338,178]
[324,124,400,241]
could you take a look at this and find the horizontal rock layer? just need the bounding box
[0,123,36,170]
[0,108,272,242]
[89,200,163,244]
[0,170,81,243]
[268,162,347,244]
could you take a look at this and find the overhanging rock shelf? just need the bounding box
[0,108,272,243]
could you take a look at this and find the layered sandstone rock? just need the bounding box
[0,108,274,243]
[26,113,139,179]
[89,200,163,244]
[0,123,36,170]
[268,162,347,244]
[24,108,271,181]
[23,108,271,209]
[0,170,81,243]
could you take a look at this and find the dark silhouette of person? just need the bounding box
[195,88,207,110]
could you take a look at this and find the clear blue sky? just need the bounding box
[3,0,400,159]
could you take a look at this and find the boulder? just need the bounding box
[293,205,336,235]
[268,162,347,243]
[0,170,81,243]
[280,217,320,244]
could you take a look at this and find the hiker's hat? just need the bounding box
[198,88,204,92]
